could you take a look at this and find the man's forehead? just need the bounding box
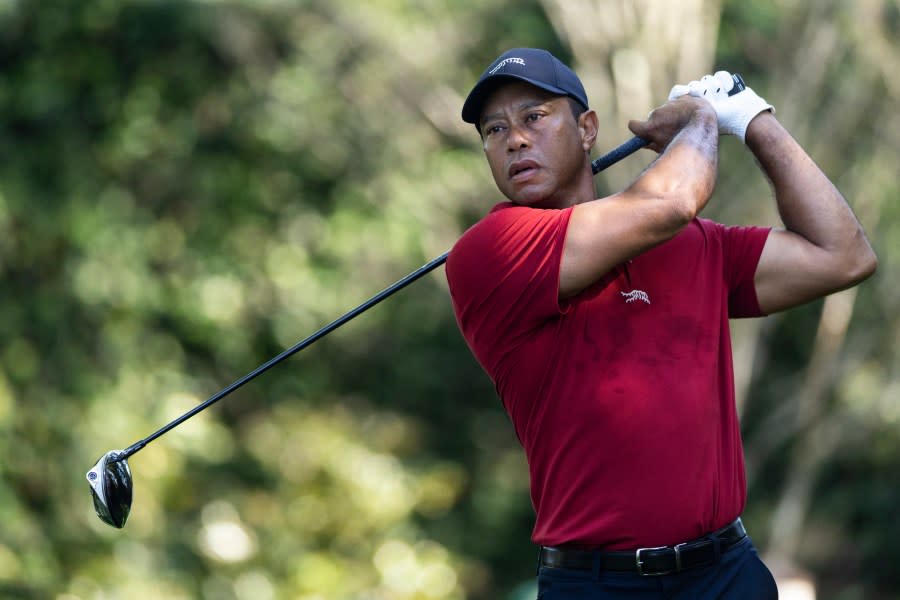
[480,81,562,120]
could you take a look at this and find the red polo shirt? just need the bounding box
[446,202,770,550]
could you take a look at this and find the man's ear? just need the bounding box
[578,110,599,152]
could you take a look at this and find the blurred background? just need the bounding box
[0,0,897,598]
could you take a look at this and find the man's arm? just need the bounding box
[560,97,718,299]
[747,113,877,314]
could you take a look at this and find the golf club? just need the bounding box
[85,133,661,529]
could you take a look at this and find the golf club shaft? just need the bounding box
[119,252,450,459]
[117,135,649,461]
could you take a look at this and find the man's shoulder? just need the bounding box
[692,216,771,236]
[460,201,526,234]
[456,201,571,241]
[447,201,571,285]
[673,217,749,244]
[451,202,547,255]
[447,203,511,281]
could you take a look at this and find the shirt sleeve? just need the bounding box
[445,203,572,378]
[720,223,772,318]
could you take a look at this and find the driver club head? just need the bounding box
[86,450,133,528]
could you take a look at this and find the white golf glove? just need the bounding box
[668,71,773,143]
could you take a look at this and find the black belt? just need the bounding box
[539,518,747,577]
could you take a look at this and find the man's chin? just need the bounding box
[509,191,556,209]
[503,184,540,204]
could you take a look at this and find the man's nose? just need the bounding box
[507,122,529,151]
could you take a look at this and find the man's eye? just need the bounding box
[485,125,504,135]
[526,112,542,122]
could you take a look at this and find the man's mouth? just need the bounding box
[509,160,539,181]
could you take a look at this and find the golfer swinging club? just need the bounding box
[446,48,876,598]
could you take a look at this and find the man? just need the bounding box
[446,48,877,598]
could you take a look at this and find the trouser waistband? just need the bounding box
[539,518,747,577]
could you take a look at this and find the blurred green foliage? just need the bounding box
[0,0,897,599]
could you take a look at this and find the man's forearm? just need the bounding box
[746,113,876,274]
[629,106,719,221]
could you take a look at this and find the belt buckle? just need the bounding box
[635,546,671,576]
[673,542,687,572]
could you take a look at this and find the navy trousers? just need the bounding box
[536,537,778,599]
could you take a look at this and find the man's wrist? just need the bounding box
[732,94,775,142]
[743,110,779,150]
[690,102,719,133]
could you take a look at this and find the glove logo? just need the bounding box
[489,57,525,75]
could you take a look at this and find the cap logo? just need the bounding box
[489,57,525,75]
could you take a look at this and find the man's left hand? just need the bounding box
[669,71,774,143]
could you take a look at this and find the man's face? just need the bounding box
[479,81,592,209]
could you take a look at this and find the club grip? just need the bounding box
[591,136,649,174]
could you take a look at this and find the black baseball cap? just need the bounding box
[461,48,589,125]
